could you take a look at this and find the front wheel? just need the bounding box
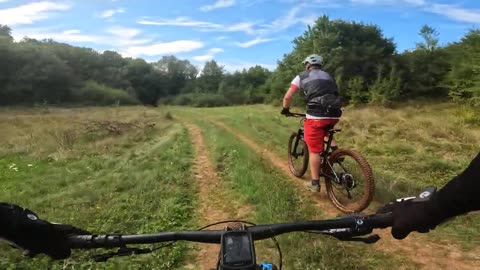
[288,132,309,178]
[324,149,374,213]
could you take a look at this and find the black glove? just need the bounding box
[280,107,291,116]
[376,187,443,240]
[0,203,90,259]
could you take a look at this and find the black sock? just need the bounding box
[331,145,338,152]
[312,179,319,186]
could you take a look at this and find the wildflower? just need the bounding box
[27,164,33,167]
[8,164,18,172]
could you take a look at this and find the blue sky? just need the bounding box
[1,0,479,71]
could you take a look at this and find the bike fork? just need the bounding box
[292,129,303,156]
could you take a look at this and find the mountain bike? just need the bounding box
[286,112,374,213]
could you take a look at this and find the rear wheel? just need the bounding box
[288,132,309,178]
[324,149,374,213]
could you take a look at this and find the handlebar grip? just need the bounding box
[366,213,393,229]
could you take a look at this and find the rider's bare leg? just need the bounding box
[306,151,322,192]
[309,152,321,180]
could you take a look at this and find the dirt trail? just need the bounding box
[184,123,252,270]
[212,120,479,270]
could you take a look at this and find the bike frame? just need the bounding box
[320,129,339,182]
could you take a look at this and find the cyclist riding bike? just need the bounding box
[281,54,343,192]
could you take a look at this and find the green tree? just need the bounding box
[153,55,198,96]
[445,29,480,106]
[127,59,166,106]
[197,60,225,93]
[401,25,450,97]
[416,25,439,52]
[3,45,75,104]
[265,16,396,103]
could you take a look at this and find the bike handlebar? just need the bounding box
[68,213,393,249]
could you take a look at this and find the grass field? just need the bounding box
[0,103,478,269]
[0,107,196,269]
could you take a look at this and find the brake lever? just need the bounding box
[306,225,380,244]
[330,234,380,244]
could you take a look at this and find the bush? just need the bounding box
[193,94,230,107]
[346,77,368,104]
[454,105,480,125]
[169,93,230,107]
[76,80,139,105]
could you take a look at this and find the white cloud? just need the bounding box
[270,6,301,30]
[210,48,224,53]
[123,40,204,57]
[0,1,70,26]
[403,0,425,6]
[261,5,314,33]
[235,36,275,48]
[216,36,229,40]
[350,0,378,4]
[226,22,257,35]
[138,17,222,29]
[428,4,480,24]
[13,28,100,43]
[193,48,224,61]
[62,29,80,35]
[106,26,151,46]
[0,0,10,3]
[201,0,235,12]
[138,17,259,35]
[11,22,200,59]
[344,1,479,24]
[100,8,125,18]
[347,0,426,6]
[221,60,275,72]
[242,0,267,7]
[13,26,151,48]
[107,26,141,39]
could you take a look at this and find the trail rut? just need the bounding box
[212,120,479,270]
[184,123,252,270]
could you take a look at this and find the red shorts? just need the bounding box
[304,118,339,154]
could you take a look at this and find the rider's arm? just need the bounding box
[0,203,89,259]
[283,87,298,109]
[431,151,480,220]
[282,76,300,109]
[379,151,480,239]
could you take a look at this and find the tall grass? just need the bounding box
[0,107,196,269]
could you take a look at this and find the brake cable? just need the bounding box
[90,232,175,262]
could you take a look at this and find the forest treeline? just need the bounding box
[1,16,479,107]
